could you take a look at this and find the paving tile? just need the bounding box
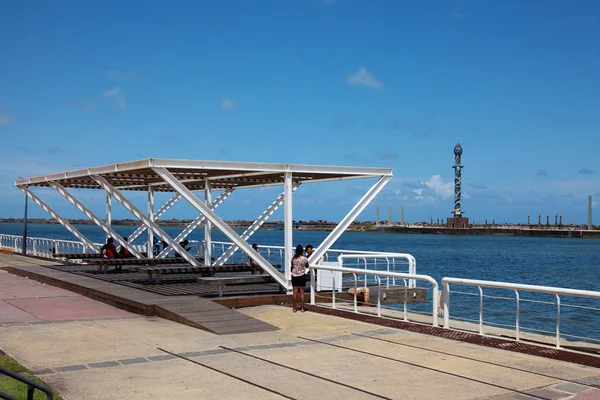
[526,388,572,399]
[572,388,600,400]
[118,358,149,365]
[0,282,79,298]
[574,375,600,387]
[551,382,593,394]
[0,272,30,283]
[0,299,41,324]
[483,394,539,400]
[5,297,134,321]
[147,355,176,362]
[55,364,88,372]
[88,361,119,369]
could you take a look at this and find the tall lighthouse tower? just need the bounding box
[447,143,469,229]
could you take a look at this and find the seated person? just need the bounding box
[174,239,191,258]
[101,238,117,259]
[117,236,134,258]
[247,243,263,275]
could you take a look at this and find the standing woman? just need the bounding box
[291,244,309,313]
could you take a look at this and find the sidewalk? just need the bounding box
[1,269,599,400]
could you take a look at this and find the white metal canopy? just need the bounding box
[15,158,391,191]
[15,158,393,292]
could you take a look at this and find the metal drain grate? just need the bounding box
[305,305,600,368]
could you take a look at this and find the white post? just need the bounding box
[204,180,212,266]
[479,286,484,335]
[556,294,561,348]
[129,194,181,243]
[284,171,293,286]
[106,191,112,242]
[515,290,520,341]
[157,189,233,259]
[148,187,154,258]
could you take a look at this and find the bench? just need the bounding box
[54,253,103,265]
[139,264,252,284]
[197,275,277,297]
[86,257,209,274]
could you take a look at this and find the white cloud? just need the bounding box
[346,67,383,89]
[422,175,454,199]
[221,97,236,110]
[103,87,126,110]
[0,112,14,126]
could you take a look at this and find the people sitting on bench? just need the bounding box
[101,237,120,271]
[247,243,263,275]
[117,236,134,259]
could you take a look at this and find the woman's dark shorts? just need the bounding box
[291,274,307,287]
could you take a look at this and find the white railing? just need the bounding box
[309,264,439,327]
[209,241,414,276]
[441,277,600,348]
[338,253,416,288]
[1,233,89,257]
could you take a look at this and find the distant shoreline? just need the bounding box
[1,218,598,238]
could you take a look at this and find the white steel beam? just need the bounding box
[214,185,298,266]
[153,167,287,287]
[17,186,100,253]
[308,176,392,265]
[284,172,293,283]
[148,187,154,258]
[157,189,233,258]
[91,175,199,266]
[204,180,212,266]
[48,182,143,258]
[128,194,181,243]
[106,192,112,242]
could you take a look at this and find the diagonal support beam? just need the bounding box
[128,194,181,243]
[153,167,287,287]
[157,188,233,258]
[90,175,199,266]
[308,176,392,265]
[17,186,100,253]
[214,185,298,266]
[48,182,143,258]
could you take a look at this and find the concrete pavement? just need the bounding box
[1,269,599,399]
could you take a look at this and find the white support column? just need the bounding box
[157,189,233,258]
[49,182,143,258]
[91,175,199,266]
[214,185,298,266]
[284,171,293,284]
[148,187,154,258]
[17,186,100,253]
[128,194,181,243]
[106,192,112,242]
[204,180,212,266]
[153,167,286,287]
[309,176,392,265]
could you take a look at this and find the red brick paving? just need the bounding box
[0,282,77,298]
[0,300,41,323]
[573,388,600,399]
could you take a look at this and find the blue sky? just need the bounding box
[0,0,599,224]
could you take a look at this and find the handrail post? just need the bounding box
[432,284,439,327]
[353,273,358,313]
[375,275,382,317]
[556,294,561,349]
[442,281,450,329]
[515,290,520,341]
[310,267,316,305]
[479,286,483,335]
[403,279,408,321]
[332,275,336,309]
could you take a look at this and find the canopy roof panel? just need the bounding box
[14,158,393,191]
